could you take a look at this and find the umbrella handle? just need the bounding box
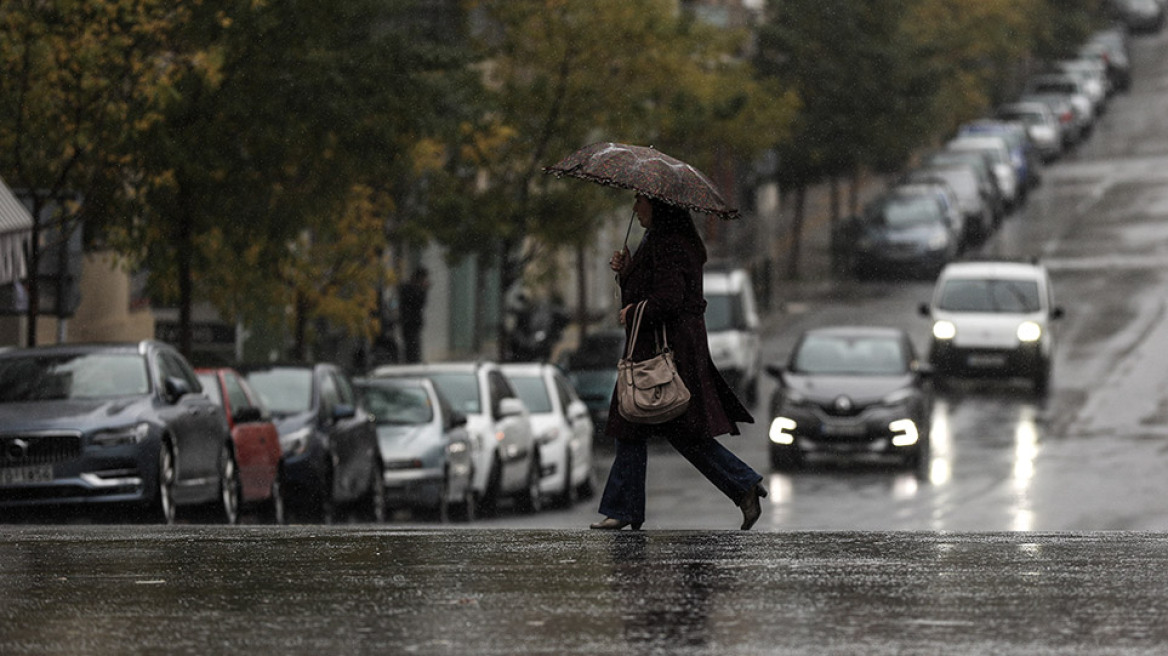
[614,210,636,288]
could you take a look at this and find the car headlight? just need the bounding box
[881,388,916,406]
[1017,321,1042,343]
[281,426,312,456]
[91,423,150,447]
[889,419,919,447]
[769,417,796,445]
[932,320,957,340]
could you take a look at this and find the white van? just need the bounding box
[703,266,761,405]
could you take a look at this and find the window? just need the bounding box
[509,375,553,414]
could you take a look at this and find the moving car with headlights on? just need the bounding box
[197,367,285,523]
[241,362,385,523]
[353,376,475,522]
[502,362,594,507]
[919,260,1063,394]
[765,326,932,473]
[0,341,238,523]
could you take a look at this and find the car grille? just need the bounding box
[1,433,83,467]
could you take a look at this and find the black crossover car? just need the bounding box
[241,362,384,523]
[0,341,239,523]
[766,326,932,473]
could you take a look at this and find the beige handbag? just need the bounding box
[616,301,691,424]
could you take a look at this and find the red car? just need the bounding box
[196,367,285,523]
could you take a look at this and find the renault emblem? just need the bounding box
[4,438,29,463]
[833,396,853,413]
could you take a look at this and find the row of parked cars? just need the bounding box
[842,25,1131,280]
[0,340,597,524]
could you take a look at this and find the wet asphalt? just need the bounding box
[3,526,1168,655]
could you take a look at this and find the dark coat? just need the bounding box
[604,229,753,441]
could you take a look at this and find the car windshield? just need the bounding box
[425,372,480,414]
[869,195,941,228]
[938,278,1042,312]
[706,292,745,331]
[508,375,553,414]
[0,353,149,402]
[245,368,312,414]
[792,335,907,376]
[359,384,433,425]
[568,370,618,401]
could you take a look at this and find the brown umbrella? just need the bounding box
[543,142,739,219]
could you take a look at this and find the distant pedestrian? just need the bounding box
[592,194,764,531]
[399,267,430,363]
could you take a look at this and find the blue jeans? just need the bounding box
[598,430,763,525]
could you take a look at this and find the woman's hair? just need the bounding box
[649,198,707,262]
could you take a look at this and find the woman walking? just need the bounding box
[592,194,767,531]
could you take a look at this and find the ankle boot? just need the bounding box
[589,517,643,531]
[739,483,768,530]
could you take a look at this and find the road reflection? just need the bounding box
[1012,407,1039,531]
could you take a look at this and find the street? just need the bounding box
[6,13,1168,656]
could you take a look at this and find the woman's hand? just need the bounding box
[619,304,633,326]
[609,248,630,275]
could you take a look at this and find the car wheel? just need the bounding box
[143,441,177,524]
[557,452,578,508]
[516,454,543,514]
[216,443,241,525]
[479,459,502,517]
[360,462,387,523]
[452,477,477,523]
[265,470,286,525]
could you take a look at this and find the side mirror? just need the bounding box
[1051,307,1065,320]
[497,397,526,419]
[332,403,357,421]
[164,377,191,404]
[233,406,263,424]
[764,363,785,380]
[918,302,932,317]
[914,362,934,378]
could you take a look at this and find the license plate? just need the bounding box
[822,422,866,437]
[0,465,54,485]
[968,354,1007,368]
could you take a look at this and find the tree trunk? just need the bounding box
[177,204,193,358]
[785,184,806,280]
[24,198,41,347]
[575,242,588,339]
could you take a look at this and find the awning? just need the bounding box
[0,175,32,285]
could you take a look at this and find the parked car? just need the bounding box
[765,326,932,473]
[703,265,762,405]
[368,361,541,515]
[353,376,475,521]
[904,165,991,247]
[845,186,960,279]
[946,135,1021,211]
[957,119,1041,194]
[196,367,285,523]
[561,329,625,439]
[241,362,385,523]
[1023,73,1096,140]
[919,260,1064,395]
[0,341,238,524]
[996,101,1065,162]
[501,362,595,507]
[1081,27,1132,92]
[921,149,1006,225]
[1053,58,1109,112]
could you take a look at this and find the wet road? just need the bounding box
[5,526,1168,655]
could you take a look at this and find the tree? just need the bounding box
[756,0,938,278]
[104,0,463,359]
[0,0,190,345]
[422,0,794,355]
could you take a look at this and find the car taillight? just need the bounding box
[1060,112,1073,124]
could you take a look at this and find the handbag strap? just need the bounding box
[625,300,670,358]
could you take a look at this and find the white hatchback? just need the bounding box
[919,260,1064,394]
